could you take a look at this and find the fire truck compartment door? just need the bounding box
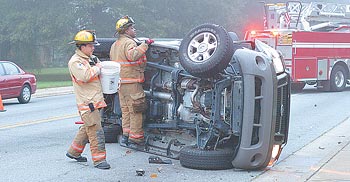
[317,59,328,80]
[294,58,317,81]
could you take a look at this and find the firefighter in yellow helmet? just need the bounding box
[110,16,154,146]
[66,30,110,169]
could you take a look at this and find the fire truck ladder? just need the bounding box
[284,1,303,29]
[287,1,350,31]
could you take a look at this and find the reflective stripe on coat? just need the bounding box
[109,34,148,84]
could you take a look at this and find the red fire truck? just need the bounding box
[245,1,350,91]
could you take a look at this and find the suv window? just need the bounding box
[3,62,20,75]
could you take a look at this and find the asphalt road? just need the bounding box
[1,86,350,182]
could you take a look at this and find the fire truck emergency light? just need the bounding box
[272,31,279,37]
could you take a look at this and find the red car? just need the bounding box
[0,61,37,104]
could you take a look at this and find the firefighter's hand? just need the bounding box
[95,62,102,69]
[94,63,102,75]
[145,39,154,45]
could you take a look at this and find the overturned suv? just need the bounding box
[94,24,291,170]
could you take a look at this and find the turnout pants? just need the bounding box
[119,83,146,143]
[68,109,107,165]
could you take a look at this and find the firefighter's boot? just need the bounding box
[129,138,145,146]
[94,161,111,170]
[128,138,146,151]
[120,135,128,145]
[66,152,87,162]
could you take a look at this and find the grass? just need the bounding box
[29,67,69,75]
[37,81,72,89]
[28,68,72,89]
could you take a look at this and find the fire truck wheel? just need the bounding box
[179,24,234,78]
[179,145,234,170]
[330,65,346,92]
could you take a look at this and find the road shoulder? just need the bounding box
[252,117,350,182]
[33,86,74,98]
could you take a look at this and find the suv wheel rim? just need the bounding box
[187,32,217,63]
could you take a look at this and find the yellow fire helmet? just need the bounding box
[69,30,100,45]
[116,15,135,33]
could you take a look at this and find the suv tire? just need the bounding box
[179,24,234,78]
[179,145,234,170]
[94,38,117,60]
[103,124,121,143]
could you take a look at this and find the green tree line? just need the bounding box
[0,0,278,69]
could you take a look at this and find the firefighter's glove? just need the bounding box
[145,39,154,45]
[89,60,96,66]
[89,55,98,65]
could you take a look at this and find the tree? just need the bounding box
[0,0,76,68]
[0,0,257,68]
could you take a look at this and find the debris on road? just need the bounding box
[150,173,158,178]
[136,169,145,176]
[148,156,172,164]
[157,167,163,173]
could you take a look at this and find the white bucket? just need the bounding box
[100,61,120,94]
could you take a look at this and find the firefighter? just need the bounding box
[110,15,154,146]
[66,30,110,170]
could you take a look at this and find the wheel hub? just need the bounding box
[187,32,218,62]
[23,87,30,101]
[335,71,344,87]
[198,43,208,53]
